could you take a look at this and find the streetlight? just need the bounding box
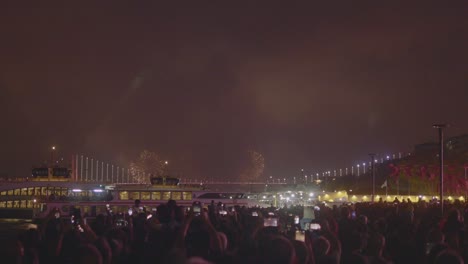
[369,153,376,202]
[363,163,366,174]
[357,164,360,176]
[433,123,448,215]
[464,166,468,201]
[51,146,56,166]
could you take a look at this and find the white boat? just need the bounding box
[0,167,250,220]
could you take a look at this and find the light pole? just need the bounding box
[357,164,360,176]
[465,166,468,201]
[363,163,366,174]
[433,124,447,215]
[369,153,376,202]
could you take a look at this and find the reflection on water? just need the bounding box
[0,219,37,234]
[0,219,37,258]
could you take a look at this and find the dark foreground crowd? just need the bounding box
[13,198,468,264]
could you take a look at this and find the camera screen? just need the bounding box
[264,218,278,227]
[309,223,321,230]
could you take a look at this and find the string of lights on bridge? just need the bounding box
[267,152,409,185]
[47,147,409,185]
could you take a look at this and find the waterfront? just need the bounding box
[0,219,37,263]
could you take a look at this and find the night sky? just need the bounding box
[1,2,468,180]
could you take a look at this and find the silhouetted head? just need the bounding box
[435,249,464,264]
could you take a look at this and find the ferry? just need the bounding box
[0,166,251,220]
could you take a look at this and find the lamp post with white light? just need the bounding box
[433,124,447,215]
[369,153,376,202]
[464,166,468,201]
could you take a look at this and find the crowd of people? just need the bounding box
[13,198,468,264]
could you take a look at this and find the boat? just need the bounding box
[0,166,250,220]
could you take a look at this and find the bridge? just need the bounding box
[22,151,407,186]
[37,154,285,186]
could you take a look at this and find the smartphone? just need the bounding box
[309,223,321,230]
[147,214,152,220]
[128,208,133,216]
[351,211,356,219]
[264,218,278,227]
[252,211,258,217]
[192,202,202,215]
[294,216,300,224]
[54,212,60,219]
[295,231,305,242]
[219,210,227,216]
